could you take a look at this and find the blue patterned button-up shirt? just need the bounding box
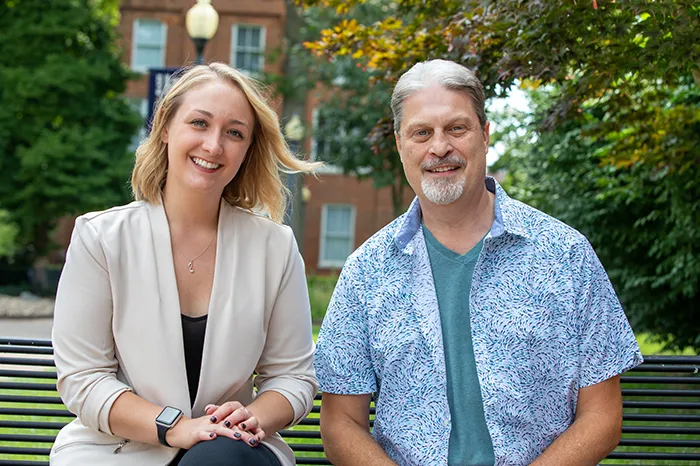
[315,177,643,466]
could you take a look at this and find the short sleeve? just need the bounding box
[573,239,643,388]
[314,257,377,394]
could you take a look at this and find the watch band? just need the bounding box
[156,421,172,447]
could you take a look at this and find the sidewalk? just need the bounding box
[0,294,54,339]
[0,317,53,339]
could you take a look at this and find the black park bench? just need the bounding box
[1,338,699,465]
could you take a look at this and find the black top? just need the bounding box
[181,314,208,407]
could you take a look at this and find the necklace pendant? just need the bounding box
[187,261,195,274]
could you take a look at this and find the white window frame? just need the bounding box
[131,19,167,73]
[128,98,149,152]
[319,204,356,269]
[230,24,266,76]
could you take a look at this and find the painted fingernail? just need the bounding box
[210,416,217,423]
[234,432,241,439]
[241,423,248,430]
[249,438,257,446]
[224,420,231,428]
[209,432,215,438]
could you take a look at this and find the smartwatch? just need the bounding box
[155,406,183,447]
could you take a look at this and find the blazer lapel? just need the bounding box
[145,201,192,416]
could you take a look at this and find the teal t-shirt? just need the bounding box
[423,224,495,466]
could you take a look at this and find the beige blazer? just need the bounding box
[50,200,317,466]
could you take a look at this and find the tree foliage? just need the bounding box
[300,0,699,131]
[0,0,140,260]
[298,0,700,348]
[492,79,700,350]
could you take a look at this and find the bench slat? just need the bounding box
[0,408,74,417]
[0,420,67,429]
[628,364,700,373]
[622,400,700,409]
[623,426,700,434]
[0,448,50,456]
[623,413,700,422]
[0,434,56,443]
[0,382,57,391]
[0,370,56,379]
[0,346,53,355]
[0,358,55,367]
[0,396,63,404]
[622,389,700,397]
[0,461,49,466]
[607,452,700,460]
[619,438,700,447]
[621,376,700,384]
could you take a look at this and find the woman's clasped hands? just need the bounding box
[162,402,263,451]
[206,402,265,447]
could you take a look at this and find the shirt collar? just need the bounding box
[393,176,530,253]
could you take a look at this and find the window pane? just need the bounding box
[324,238,351,262]
[238,27,248,47]
[326,207,351,234]
[236,52,248,70]
[252,53,262,72]
[250,28,261,48]
[127,98,147,152]
[136,21,163,44]
[246,53,254,71]
[134,46,164,69]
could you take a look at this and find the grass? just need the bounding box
[636,333,698,356]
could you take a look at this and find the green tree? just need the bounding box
[0,0,140,260]
[0,210,19,257]
[492,80,700,350]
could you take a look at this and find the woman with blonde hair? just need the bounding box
[51,62,319,466]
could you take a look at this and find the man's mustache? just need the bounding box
[421,156,466,171]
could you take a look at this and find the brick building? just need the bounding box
[113,0,413,274]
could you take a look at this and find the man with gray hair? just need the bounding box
[314,59,643,465]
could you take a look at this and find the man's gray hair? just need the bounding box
[391,59,487,135]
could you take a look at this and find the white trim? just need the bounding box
[131,19,167,73]
[128,98,149,152]
[319,204,356,269]
[230,24,266,75]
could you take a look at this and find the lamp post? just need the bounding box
[186,0,219,65]
[283,114,306,241]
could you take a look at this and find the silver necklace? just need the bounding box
[172,233,216,274]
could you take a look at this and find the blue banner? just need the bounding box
[146,68,180,132]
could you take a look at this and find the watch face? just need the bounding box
[156,406,182,426]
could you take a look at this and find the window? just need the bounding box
[311,107,343,174]
[131,19,167,72]
[319,204,355,268]
[128,99,149,152]
[231,25,265,75]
